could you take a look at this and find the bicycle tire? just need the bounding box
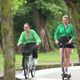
[62,73,65,80]
[31,65,35,77]
[61,46,65,80]
[24,68,29,79]
[23,57,29,79]
[62,67,65,80]
[62,76,64,80]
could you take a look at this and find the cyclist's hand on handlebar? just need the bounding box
[68,39,72,44]
[36,44,40,48]
[32,44,39,50]
[17,44,22,50]
[55,40,59,45]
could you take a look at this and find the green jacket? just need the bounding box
[54,23,76,41]
[17,29,41,45]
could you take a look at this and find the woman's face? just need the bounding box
[24,24,30,32]
[62,17,69,25]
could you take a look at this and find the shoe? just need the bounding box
[64,73,71,78]
[33,58,38,65]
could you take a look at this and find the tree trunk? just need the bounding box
[32,8,52,52]
[0,0,2,50]
[27,0,53,52]
[64,0,80,62]
[0,0,1,22]
[1,0,15,80]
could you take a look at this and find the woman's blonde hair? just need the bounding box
[62,15,69,19]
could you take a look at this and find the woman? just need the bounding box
[54,15,76,74]
[17,23,41,66]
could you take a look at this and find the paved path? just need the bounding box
[15,66,80,80]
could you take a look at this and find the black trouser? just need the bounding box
[22,46,38,67]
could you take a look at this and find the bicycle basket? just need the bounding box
[22,46,32,56]
[21,43,36,56]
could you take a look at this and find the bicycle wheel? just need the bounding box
[61,46,65,80]
[62,73,65,80]
[23,57,30,79]
[62,63,65,80]
[61,65,65,80]
[31,65,35,77]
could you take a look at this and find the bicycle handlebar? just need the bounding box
[60,41,75,48]
[59,42,69,46]
[21,42,37,55]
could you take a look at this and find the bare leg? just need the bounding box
[65,48,72,73]
[60,48,66,67]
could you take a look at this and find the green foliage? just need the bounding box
[13,0,68,26]
[12,0,27,15]
[26,0,68,20]
[34,0,61,17]
[12,0,68,49]
[13,0,67,19]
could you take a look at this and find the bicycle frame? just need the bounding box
[21,43,36,79]
[61,44,65,80]
[23,54,35,78]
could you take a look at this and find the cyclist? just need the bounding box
[54,15,76,75]
[17,23,41,67]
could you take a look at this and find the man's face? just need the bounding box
[24,24,30,31]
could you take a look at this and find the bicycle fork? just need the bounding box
[62,45,65,80]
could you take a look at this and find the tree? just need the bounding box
[0,0,2,50]
[0,0,1,21]
[64,0,80,62]
[26,0,67,52]
[10,0,67,52]
[1,0,15,80]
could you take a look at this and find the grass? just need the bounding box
[38,49,78,64]
[0,52,4,71]
[0,48,78,71]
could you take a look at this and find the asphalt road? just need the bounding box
[15,66,80,80]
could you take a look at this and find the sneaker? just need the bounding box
[33,58,38,65]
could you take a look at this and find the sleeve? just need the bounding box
[17,32,25,46]
[54,26,60,40]
[71,25,76,41]
[32,30,41,45]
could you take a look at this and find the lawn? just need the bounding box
[0,48,78,71]
[0,52,3,71]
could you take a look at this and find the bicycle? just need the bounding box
[21,42,37,79]
[60,43,71,80]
